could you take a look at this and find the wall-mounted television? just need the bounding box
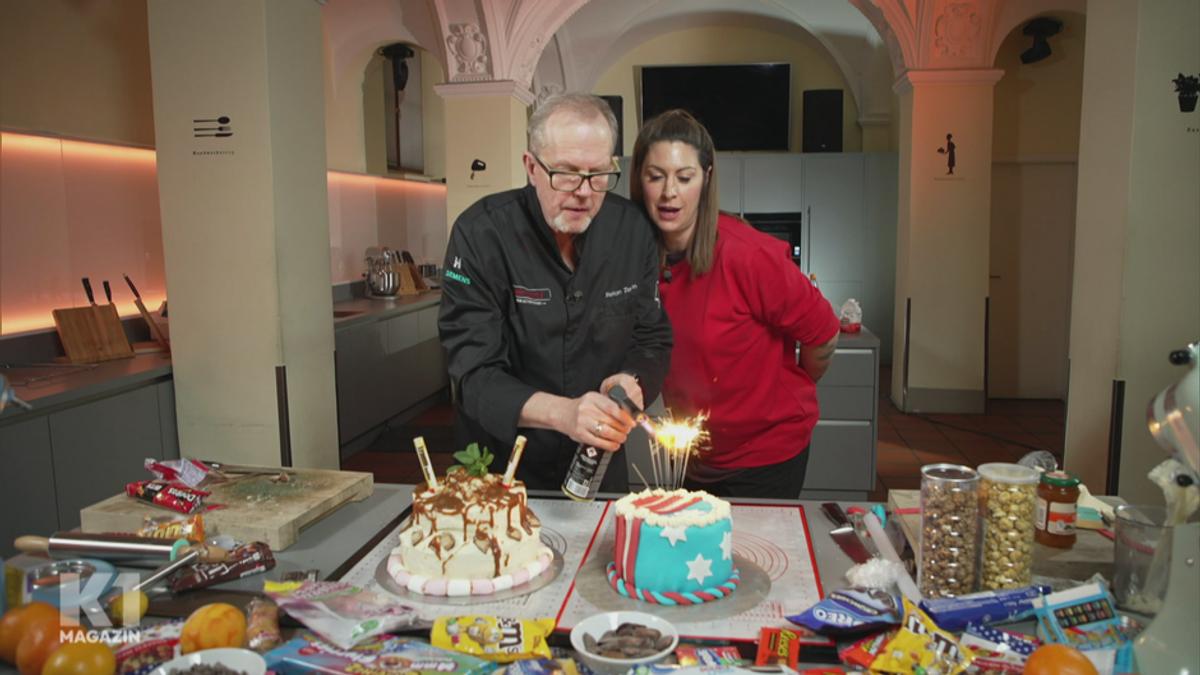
[639,63,791,152]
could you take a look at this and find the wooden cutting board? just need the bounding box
[53,305,134,363]
[80,467,374,551]
[888,489,1117,581]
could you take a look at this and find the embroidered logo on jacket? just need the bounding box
[514,286,551,306]
[445,269,471,285]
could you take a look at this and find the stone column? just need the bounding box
[890,69,1004,414]
[146,0,338,468]
[434,81,535,229]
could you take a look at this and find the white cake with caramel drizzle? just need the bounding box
[386,470,553,596]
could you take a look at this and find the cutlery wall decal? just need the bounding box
[193,116,233,138]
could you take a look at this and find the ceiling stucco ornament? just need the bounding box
[537,83,564,108]
[932,2,983,61]
[447,23,491,80]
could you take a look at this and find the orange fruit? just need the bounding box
[180,603,246,654]
[1024,644,1099,675]
[0,604,62,665]
[15,616,85,675]
[41,641,117,675]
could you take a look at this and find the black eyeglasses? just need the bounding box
[532,154,621,192]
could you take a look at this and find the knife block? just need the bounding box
[53,305,135,363]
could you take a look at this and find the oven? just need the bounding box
[743,212,805,270]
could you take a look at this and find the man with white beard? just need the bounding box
[438,92,672,491]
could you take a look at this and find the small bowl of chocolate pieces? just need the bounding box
[570,611,679,675]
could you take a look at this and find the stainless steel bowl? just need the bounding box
[367,270,402,296]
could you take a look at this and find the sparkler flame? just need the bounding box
[645,413,709,489]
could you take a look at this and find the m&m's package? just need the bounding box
[432,616,555,662]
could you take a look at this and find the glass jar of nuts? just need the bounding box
[977,462,1040,590]
[919,463,981,598]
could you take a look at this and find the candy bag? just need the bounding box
[264,580,424,649]
[787,587,902,635]
[432,616,554,662]
[265,632,497,675]
[870,597,973,675]
[838,299,862,333]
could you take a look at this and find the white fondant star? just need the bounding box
[720,531,733,561]
[660,525,688,547]
[685,553,713,586]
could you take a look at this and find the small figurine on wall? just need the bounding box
[937,133,957,175]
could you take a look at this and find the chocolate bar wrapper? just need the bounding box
[265,632,498,675]
[755,628,801,669]
[837,630,894,671]
[125,480,210,515]
[919,585,1049,632]
[109,618,185,675]
[675,646,742,667]
[136,513,205,544]
[169,541,275,592]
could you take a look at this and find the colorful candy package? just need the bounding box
[675,646,742,666]
[959,624,1038,674]
[869,597,974,675]
[265,632,498,675]
[265,580,424,649]
[787,588,903,635]
[918,586,1049,632]
[756,627,802,669]
[432,616,555,662]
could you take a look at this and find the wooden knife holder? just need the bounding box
[53,305,134,363]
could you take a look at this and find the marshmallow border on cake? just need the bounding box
[386,545,553,596]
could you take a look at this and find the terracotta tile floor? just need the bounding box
[342,366,1066,502]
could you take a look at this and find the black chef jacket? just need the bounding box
[438,183,673,491]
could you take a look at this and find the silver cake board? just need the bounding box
[338,498,830,645]
[556,502,832,644]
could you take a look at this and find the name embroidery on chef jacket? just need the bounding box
[514,286,551,306]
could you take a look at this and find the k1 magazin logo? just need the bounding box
[514,286,551,306]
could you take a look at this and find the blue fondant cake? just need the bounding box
[610,488,738,604]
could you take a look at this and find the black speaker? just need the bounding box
[599,95,624,154]
[802,89,843,153]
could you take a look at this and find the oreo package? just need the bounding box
[787,587,902,635]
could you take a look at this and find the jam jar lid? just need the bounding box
[1040,470,1081,487]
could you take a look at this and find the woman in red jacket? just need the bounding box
[630,110,840,498]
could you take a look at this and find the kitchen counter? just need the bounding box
[0,290,443,423]
[333,290,442,331]
[0,353,173,424]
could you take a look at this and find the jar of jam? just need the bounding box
[1035,471,1081,548]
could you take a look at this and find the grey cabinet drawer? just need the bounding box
[816,385,875,420]
[806,420,875,491]
[820,349,875,387]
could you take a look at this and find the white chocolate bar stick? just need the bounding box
[502,435,527,487]
[413,436,438,492]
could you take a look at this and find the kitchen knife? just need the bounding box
[103,280,113,304]
[82,277,109,352]
[821,502,873,564]
[124,274,171,351]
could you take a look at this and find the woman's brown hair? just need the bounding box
[630,110,720,277]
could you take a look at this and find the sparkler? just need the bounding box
[645,413,708,489]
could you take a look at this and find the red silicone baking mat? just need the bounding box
[556,502,833,646]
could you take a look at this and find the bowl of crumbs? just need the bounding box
[570,611,679,675]
[151,648,267,675]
